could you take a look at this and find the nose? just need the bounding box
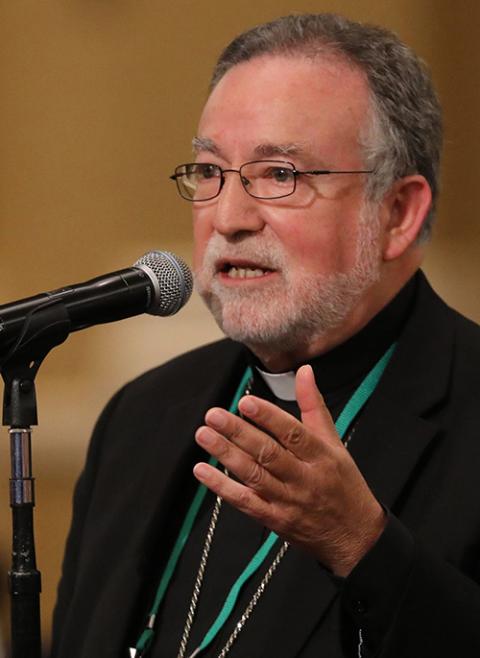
[210,170,266,237]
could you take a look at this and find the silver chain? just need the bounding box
[176,493,224,658]
[176,469,290,658]
[216,540,289,658]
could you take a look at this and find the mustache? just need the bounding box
[197,234,286,274]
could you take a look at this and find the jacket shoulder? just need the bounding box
[448,306,480,387]
[115,338,245,409]
[416,272,480,362]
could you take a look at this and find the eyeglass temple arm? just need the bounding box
[297,168,374,175]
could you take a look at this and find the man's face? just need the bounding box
[193,55,383,361]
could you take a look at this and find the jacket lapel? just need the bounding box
[259,275,456,658]
[349,273,454,509]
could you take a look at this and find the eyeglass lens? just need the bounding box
[174,161,296,201]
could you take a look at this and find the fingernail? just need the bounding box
[206,408,227,429]
[195,427,215,446]
[298,364,314,381]
[299,364,312,375]
[239,396,258,416]
[194,463,210,479]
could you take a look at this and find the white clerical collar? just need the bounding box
[255,366,297,401]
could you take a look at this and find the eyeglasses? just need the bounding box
[170,160,374,202]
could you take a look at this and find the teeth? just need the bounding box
[227,267,267,279]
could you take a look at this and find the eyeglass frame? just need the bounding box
[169,159,375,202]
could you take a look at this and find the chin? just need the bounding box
[200,262,381,352]
[201,288,334,351]
[203,291,289,344]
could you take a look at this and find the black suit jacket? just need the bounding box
[52,274,480,657]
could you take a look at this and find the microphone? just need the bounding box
[0,251,193,359]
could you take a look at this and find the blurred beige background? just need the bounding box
[0,0,479,652]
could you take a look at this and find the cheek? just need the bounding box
[192,231,205,272]
[275,221,329,266]
[192,213,212,271]
[279,222,359,275]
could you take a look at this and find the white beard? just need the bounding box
[194,202,382,353]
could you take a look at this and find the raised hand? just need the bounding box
[194,365,386,577]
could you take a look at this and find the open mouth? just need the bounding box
[217,259,275,279]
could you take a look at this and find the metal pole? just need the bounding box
[9,427,41,658]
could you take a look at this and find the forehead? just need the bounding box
[197,54,371,164]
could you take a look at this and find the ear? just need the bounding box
[381,175,432,261]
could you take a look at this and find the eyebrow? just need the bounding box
[192,136,221,156]
[253,142,307,158]
[191,137,324,165]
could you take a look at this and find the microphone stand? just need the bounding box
[1,302,71,658]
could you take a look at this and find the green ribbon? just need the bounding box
[134,343,395,656]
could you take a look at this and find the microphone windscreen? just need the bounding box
[134,251,193,316]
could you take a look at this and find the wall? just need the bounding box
[0,0,479,651]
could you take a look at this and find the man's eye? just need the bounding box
[197,164,220,180]
[265,167,293,183]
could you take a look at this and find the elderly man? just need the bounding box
[52,13,480,658]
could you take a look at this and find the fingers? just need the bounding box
[199,406,296,479]
[235,369,339,461]
[193,461,274,526]
[195,423,290,498]
[236,397,319,462]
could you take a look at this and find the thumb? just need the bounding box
[296,365,339,443]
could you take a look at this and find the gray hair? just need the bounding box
[210,14,442,241]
